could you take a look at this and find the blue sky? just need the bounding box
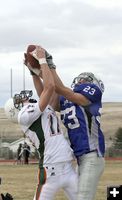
[0,0,122,107]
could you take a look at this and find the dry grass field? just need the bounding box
[0,160,122,200]
[1,102,122,142]
[0,102,122,199]
[101,102,122,140]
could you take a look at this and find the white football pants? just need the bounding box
[33,162,78,200]
[77,151,105,200]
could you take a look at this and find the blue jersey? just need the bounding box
[60,83,105,157]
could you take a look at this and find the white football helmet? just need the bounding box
[4,90,36,124]
[4,98,19,123]
[71,72,105,93]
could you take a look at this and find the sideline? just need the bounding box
[0,157,122,164]
[0,159,38,164]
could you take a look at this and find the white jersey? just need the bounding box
[18,102,73,165]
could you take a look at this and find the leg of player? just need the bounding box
[63,169,78,200]
[33,167,61,200]
[77,152,105,200]
[33,177,61,200]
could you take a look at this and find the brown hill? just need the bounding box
[0,102,122,142]
[0,108,23,142]
[101,102,122,140]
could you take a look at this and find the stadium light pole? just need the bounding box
[23,64,25,90]
[10,68,13,98]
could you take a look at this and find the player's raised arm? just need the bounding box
[50,69,90,106]
[31,75,43,97]
[24,45,55,112]
[40,50,90,106]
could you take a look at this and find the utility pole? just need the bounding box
[10,68,13,98]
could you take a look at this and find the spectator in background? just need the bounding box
[16,143,23,164]
[22,142,31,164]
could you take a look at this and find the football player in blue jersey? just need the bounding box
[50,70,105,200]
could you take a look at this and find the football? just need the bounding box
[26,45,40,69]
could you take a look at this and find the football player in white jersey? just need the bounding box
[5,46,78,200]
[28,46,105,200]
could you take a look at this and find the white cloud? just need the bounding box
[0,0,122,107]
[84,0,122,8]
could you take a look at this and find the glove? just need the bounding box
[1,193,13,200]
[31,48,56,69]
[45,51,56,69]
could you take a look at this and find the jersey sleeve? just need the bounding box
[18,102,41,133]
[74,83,102,103]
